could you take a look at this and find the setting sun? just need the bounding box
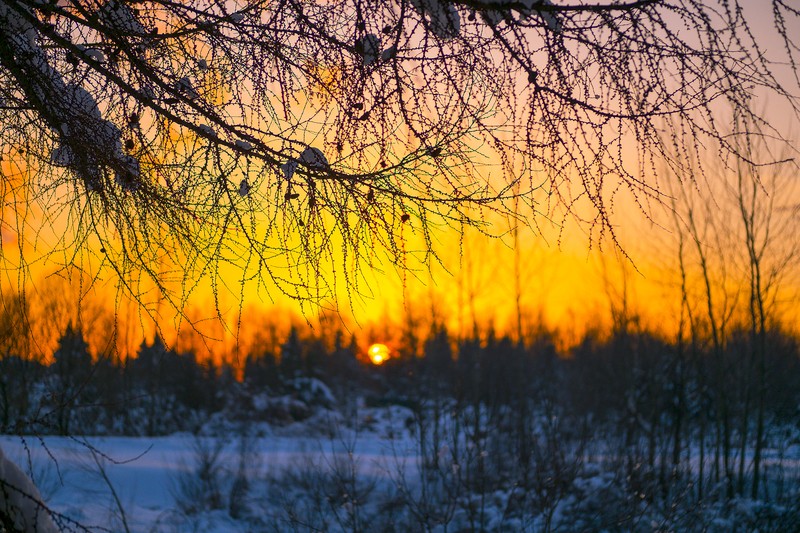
[368,343,390,365]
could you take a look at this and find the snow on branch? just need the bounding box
[0,0,139,192]
[0,446,59,533]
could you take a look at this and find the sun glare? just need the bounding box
[368,343,390,365]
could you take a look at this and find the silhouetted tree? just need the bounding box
[1,0,797,310]
[280,326,303,380]
[244,348,280,392]
[49,322,93,434]
[327,330,361,385]
[422,324,454,387]
[0,355,45,433]
[128,335,211,434]
[455,335,481,406]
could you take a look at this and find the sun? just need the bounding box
[367,343,390,365]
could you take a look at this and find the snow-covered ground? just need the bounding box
[1,408,421,532]
[4,405,800,532]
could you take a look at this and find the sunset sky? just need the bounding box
[1,0,798,364]
[5,144,798,365]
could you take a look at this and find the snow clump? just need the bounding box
[97,0,147,35]
[234,140,253,151]
[355,34,381,66]
[238,178,251,196]
[411,0,461,39]
[198,124,216,137]
[281,147,329,180]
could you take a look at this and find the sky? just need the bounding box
[1,0,799,363]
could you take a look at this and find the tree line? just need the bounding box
[2,310,800,503]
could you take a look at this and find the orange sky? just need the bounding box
[3,106,799,364]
